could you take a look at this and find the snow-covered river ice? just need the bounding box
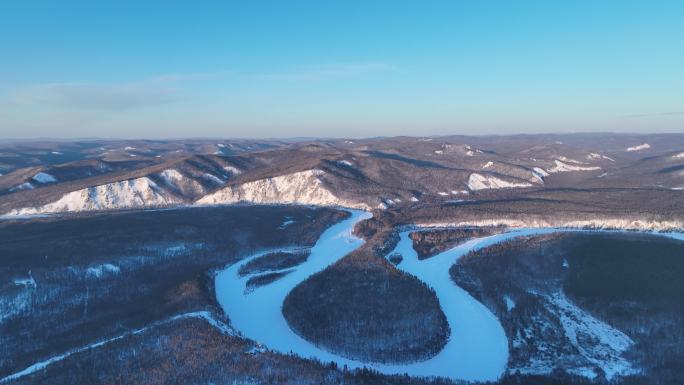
[215,210,684,382]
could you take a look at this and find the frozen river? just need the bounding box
[215,210,684,381]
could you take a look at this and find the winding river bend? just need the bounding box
[215,210,684,381]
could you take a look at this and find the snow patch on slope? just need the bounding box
[4,177,179,216]
[13,271,36,288]
[9,182,34,192]
[158,169,184,186]
[157,169,207,196]
[532,167,549,182]
[223,166,242,175]
[588,153,614,162]
[468,173,532,191]
[626,143,650,152]
[547,160,601,173]
[557,156,587,165]
[196,169,371,210]
[202,173,225,185]
[86,264,120,279]
[504,295,516,312]
[32,172,57,184]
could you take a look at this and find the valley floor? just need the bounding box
[3,204,684,385]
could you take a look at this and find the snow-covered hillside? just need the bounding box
[419,217,684,232]
[158,168,207,196]
[547,160,601,173]
[196,169,372,210]
[467,173,533,191]
[4,177,179,216]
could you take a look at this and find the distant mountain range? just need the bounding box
[2,134,682,229]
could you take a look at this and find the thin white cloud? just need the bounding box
[4,63,390,112]
[11,82,180,110]
[7,70,233,111]
[148,70,233,83]
[623,111,684,118]
[264,62,397,80]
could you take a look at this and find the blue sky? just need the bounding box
[1,1,683,138]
